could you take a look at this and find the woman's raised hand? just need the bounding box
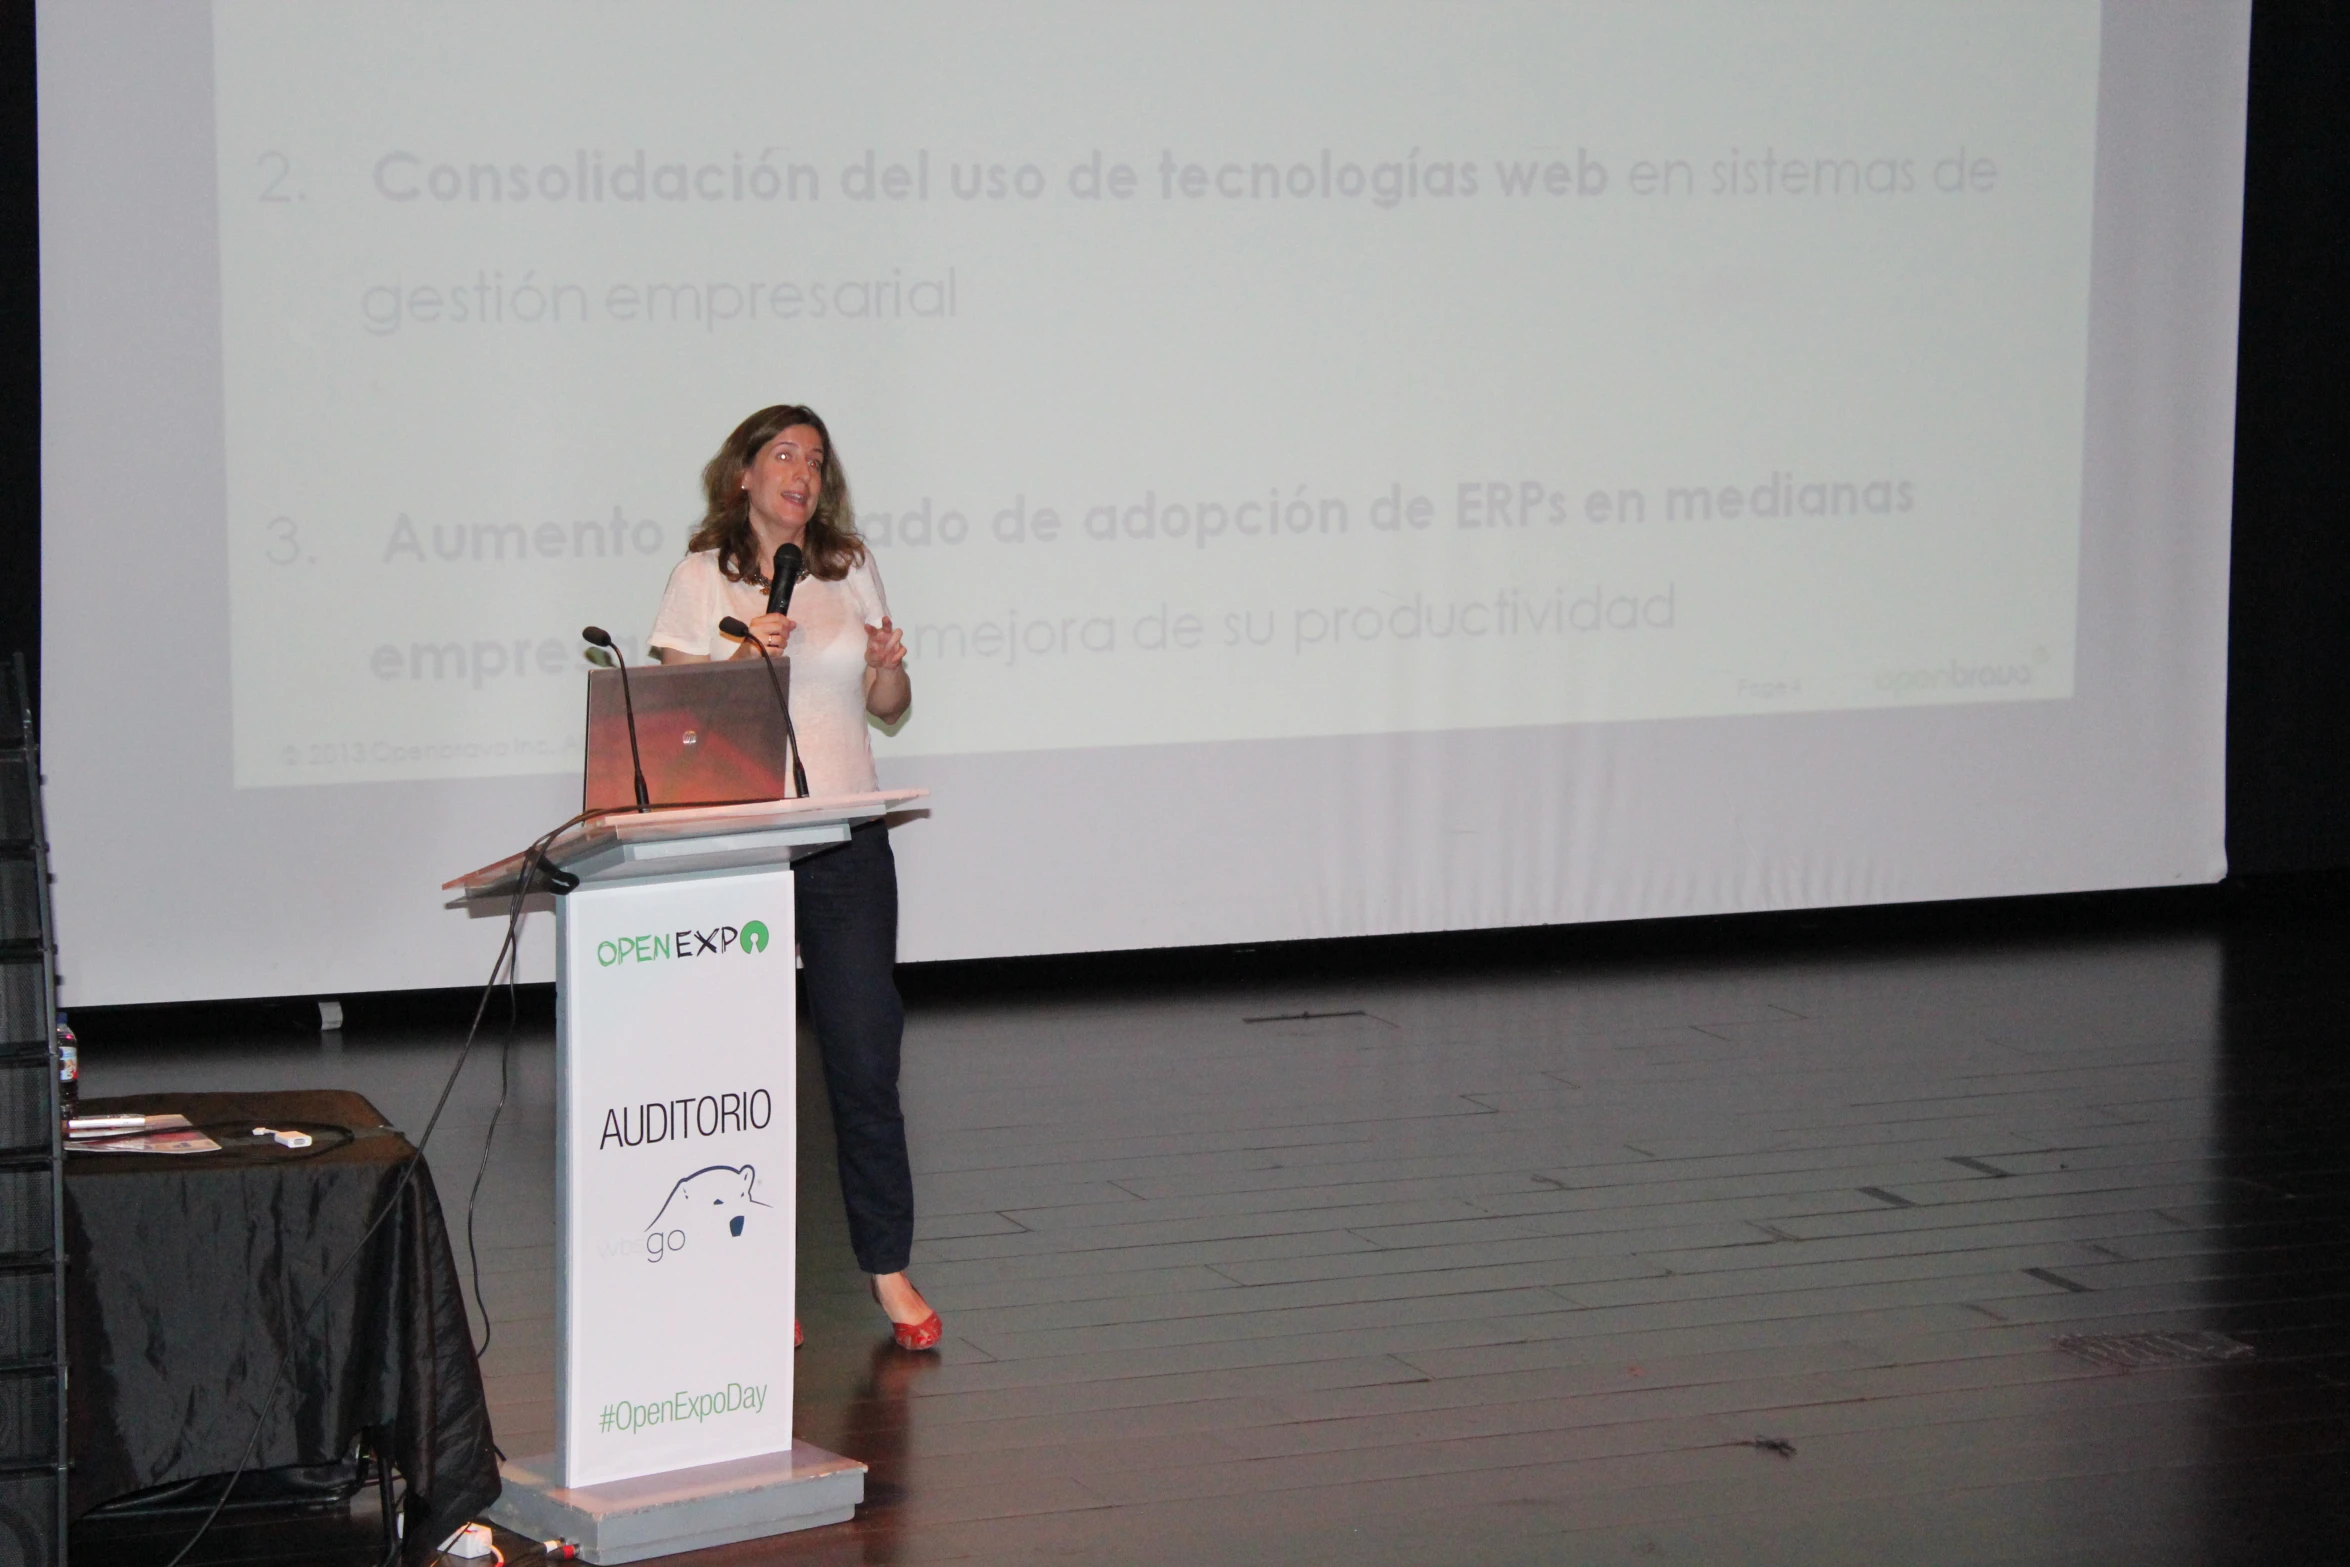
[864,616,906,671]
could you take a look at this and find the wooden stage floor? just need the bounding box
[71,893,2350,1565]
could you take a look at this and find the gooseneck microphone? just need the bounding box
[580,626,652,811]
[765,542,804,617]
[720,615,810,799]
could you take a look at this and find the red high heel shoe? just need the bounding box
[871,1277,943,1351]
[890,1311,943,1352]
[794,1319,804,1348]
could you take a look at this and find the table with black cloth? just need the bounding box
[63,1090,499,1564]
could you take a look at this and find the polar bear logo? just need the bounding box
[646,1164,772,1257]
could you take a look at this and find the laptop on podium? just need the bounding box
[582,657,798,812]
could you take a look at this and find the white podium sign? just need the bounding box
[556,867,798,1488]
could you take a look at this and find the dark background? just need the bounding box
[2225,2,2350,874]
[0,1,2342,919]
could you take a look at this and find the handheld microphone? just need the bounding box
[719,615,810,799]
[581,626,652,812]
[764,543,804,617]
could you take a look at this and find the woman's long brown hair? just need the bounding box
[688,404,867,584]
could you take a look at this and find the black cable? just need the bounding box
[184,1122,360,1159]
[158,811,597,1567]
[463,927,523,1359]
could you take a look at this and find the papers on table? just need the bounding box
[67,1114,222,1155]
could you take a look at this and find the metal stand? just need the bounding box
[0,652,68,1564]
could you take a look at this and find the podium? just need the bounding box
[447,789,923,1564]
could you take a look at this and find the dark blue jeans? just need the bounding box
[794,820,913,1275]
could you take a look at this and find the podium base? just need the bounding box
[486,1442,865,1564]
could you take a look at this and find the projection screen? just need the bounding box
[38,2,2247,1005]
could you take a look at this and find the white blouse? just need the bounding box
[647,548,890,796]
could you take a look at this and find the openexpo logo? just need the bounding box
[596,920,771,968]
